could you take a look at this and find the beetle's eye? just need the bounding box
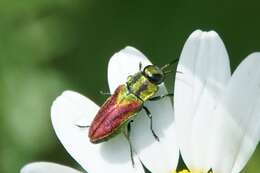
[149,73,164,84]
[143,65,164,85]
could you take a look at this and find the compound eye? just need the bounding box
[143,65,164,84]
[149,73,164,84]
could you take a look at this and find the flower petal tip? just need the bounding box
[189,29,202,38]
[190,30,221,40]
[112,46,145,60]
[123,46,139,52]
[248,52,260,59]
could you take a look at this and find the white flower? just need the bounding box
[21,162,82,173]
[21,30,260,173]
[21,46,178,173]
[174,30,260,173]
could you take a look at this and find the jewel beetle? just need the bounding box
[78,59,178,165]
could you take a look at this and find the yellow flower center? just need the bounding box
[171,169,213,173]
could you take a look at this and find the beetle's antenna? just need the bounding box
[164,70,183,76]
[163,70,174,75]
[160,58,179,71]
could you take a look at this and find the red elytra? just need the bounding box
[88,85,143,143]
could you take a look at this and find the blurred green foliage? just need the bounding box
[0,0,259,173]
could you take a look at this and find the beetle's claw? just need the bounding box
[131,156,135,167]
[152,131,160,142]
[155,135,160,142]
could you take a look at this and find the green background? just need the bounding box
[0,0,259,172]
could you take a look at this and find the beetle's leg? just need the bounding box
[208,168,213,173]
[143,106,160,141]
[139,61,142,71]
[149,93,173,101]
[75,124,90,128]
[99,91,112,96]
[123,121,135,167]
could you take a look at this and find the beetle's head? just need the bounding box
[143,65,164,85]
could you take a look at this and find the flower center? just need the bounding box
[171,169,213,173]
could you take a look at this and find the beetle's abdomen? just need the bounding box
[88,85,143,143]
[127,72,158,101]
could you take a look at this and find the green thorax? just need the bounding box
[126,72,158,101]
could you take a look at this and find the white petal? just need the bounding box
[51,91,145,173]
[208,53,260,173]
[20,162,82,173]
[108,46,179,173]
[174,30,231,171]
[108,46,151,92]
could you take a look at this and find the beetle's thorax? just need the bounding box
[126,72,158,101]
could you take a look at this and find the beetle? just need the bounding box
[78,59,178,165]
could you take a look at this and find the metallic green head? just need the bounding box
[142,65,164,85]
